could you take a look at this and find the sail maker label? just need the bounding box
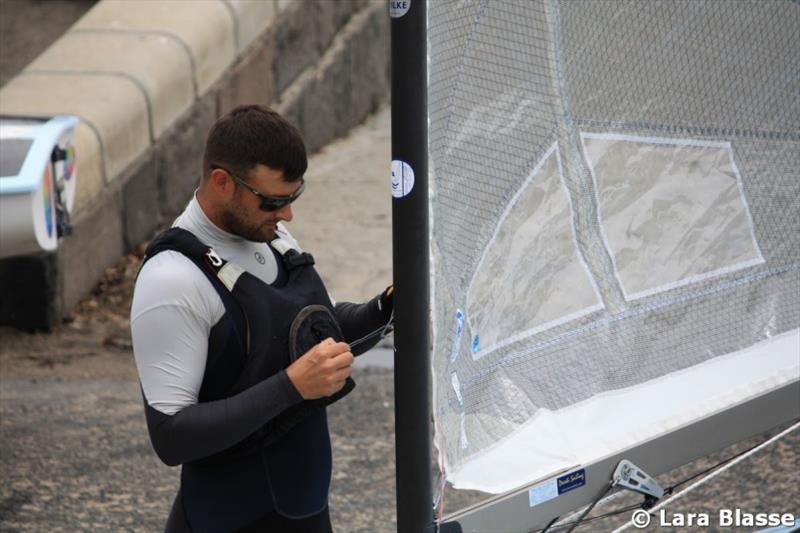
[557,469,586,494]
[528,468,586,507]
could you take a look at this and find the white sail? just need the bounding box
[427,0,800,522]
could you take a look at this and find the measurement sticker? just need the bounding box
[528,479,558,507]
[391,160,415,198]
[389,0,411,18]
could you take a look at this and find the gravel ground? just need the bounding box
[0,369,400,532]
[1,2,798,532]
[1,373,797,532]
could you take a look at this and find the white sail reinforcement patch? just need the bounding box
[448,329,799,493]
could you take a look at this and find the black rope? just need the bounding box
[663,438,765,495]
[537,515,560,533]
[535,502,642,532]
[563,484,612,533]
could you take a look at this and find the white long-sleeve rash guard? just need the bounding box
[131,196,301,415]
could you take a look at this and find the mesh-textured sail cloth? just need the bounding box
[429,0,800,493]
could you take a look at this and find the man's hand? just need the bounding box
[286,338,354,400]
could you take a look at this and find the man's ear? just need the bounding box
[209,167,234,197]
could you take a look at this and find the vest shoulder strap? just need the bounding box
[143,227,246,288]
[270,236,316,270]
[141,227,247,351]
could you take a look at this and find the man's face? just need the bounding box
[220,164,299,242]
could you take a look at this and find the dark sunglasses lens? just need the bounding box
[259,183,303,212]
[260,199,288,212]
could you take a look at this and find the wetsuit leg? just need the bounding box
[237,506,333,533]
[164,489,191,533]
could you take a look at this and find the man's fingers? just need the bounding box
[303,339,348,362]
[320,341,350,357]
[329,350,354,370]
[293,339,354,399]
[329,380,346,394]
[331,364,353,381]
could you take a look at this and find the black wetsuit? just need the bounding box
[140,228,389,532]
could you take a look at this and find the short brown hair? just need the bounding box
[202,105,307,181]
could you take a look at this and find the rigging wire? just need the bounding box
[609,420,800,533]
[348,310,394,350]
[538,515,560,533]
[534,484,616,533]
[533,419,800,533]
[540,503,642,532]
[563,484,612,533]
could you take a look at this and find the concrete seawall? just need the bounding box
[0,0,389,330]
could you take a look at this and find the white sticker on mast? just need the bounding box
[391,160,415,198]
[389,0,411,18]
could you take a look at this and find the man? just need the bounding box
[131,105,392,532]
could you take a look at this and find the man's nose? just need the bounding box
[275,203,293,222]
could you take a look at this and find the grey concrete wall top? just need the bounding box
[0,0,286,216]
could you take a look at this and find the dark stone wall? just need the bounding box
[0,254,59,332]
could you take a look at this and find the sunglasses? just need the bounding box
[214,166,305,212]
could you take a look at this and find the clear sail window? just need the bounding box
[582,134,764,300]
[466,143,603,358]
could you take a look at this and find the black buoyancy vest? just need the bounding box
[143,228,354,532]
